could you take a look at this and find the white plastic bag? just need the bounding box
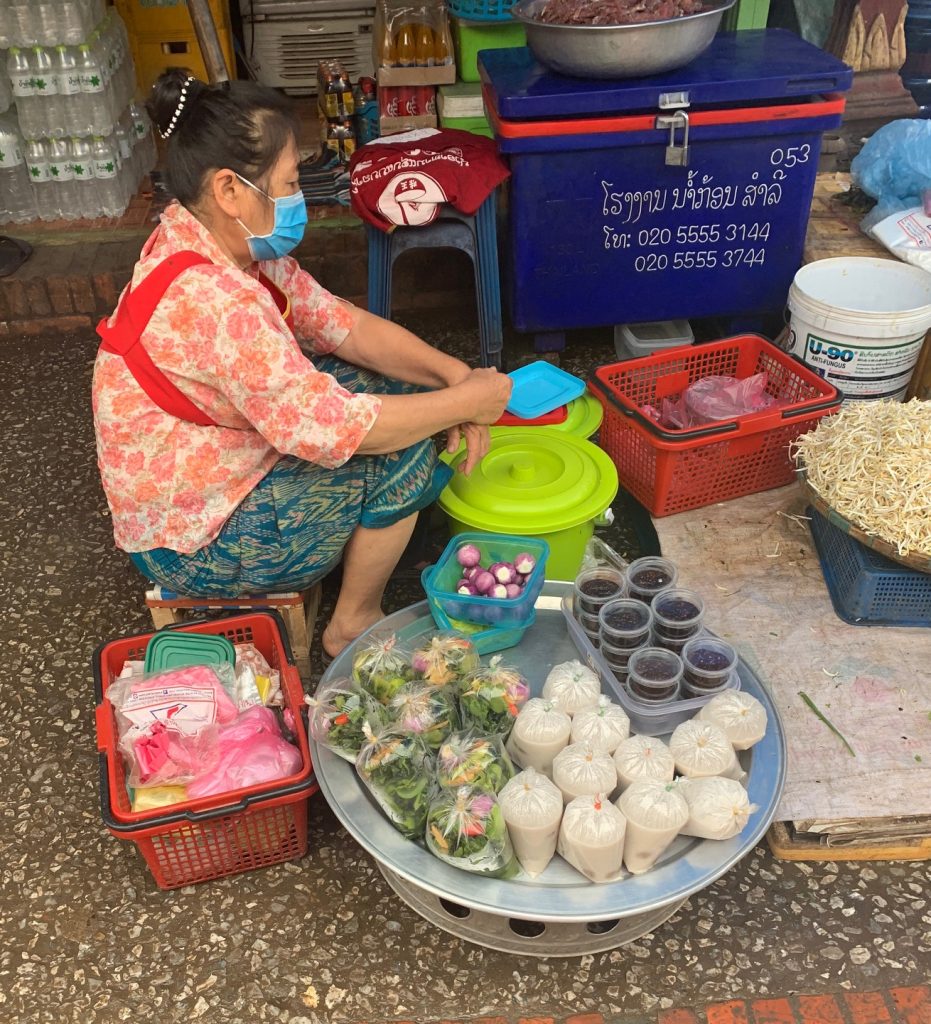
[552,743,617,804]
[677,776,758,841]
[557,794,627,883]
[613,734,675,791]
[867,206,931,273]
[498,769,564,877]
[615,779,688,875]
[541,660,602,716]
[570,696,630,755]
[697,691,767,751]
[669,720,743,780]
[504,698,571,777]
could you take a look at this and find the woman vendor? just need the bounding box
[92,70,511,658]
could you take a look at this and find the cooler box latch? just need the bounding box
[656,110,690,167]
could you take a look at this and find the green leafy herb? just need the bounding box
[356,725,436,839]
[426,787,519,878]
[798,691,856,757]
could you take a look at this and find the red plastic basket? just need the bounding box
[588,335,842,518]
[93,611,317,890]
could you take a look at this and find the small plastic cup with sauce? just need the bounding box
[600,633,650,675]
[652,588,705,642]
[626,557,678,605]
[574,567,627,618]
[681,636,738,694]
[599,598,652,651]
[625,647,683,705]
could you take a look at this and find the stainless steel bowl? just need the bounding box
[510,0,736,80]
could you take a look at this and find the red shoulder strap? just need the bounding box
[97,252,218,428]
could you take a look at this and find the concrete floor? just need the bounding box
[0,323,929,1024]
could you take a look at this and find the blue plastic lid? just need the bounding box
[479,29,853,121]
[506,361,586,418]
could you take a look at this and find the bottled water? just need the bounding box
[70,134,99,218]
[55,45,85,134]
[8,47,42,140]
[91,134,121,216]
[113,115,137,194]
[9,0,36,47]
[0,0,13,50]
[77,42,107,136]
[0,113,37,223]
[34,3,61,47]
[0,61,12,115]
[48,136,82,220]
[25,137,58,220]
[31,46,64,135]
[130,103,157,178]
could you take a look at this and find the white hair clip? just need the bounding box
[158,76,196,140]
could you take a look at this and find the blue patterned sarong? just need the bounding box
[130,356,452,595]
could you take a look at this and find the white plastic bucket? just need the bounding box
[787,257,931,401]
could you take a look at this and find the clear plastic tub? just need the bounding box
[652,588,705,641]
[574,567,626,617]
[560,593,740,735]
[652,628,706,656]
[682,669,738,700]
[682,636,738,693]
[626,647,683,705]
[598,598,652,649]
[626,557,678,604]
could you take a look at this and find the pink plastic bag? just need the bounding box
[131,722,219,787]
[186,707,303,799]
[645,372,783,429]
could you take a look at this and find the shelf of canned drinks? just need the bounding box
[5,7,137,140]
[0,103,157,224]
[0,0,109,50]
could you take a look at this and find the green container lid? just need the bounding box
[439,430,618,535]
[546,393,603,438]
[144,632,237,675]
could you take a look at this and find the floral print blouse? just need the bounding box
[92,201,381,554]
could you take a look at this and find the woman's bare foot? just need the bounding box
[322,610,385,660]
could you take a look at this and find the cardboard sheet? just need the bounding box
[652,484,931,823]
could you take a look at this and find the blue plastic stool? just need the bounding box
[366,192,504,368]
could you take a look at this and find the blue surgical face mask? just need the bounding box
[236,173,307,261]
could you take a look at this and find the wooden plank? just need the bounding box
[767,821,931,862]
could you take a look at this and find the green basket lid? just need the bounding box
[547,393,604,438]
[439,430,618,534]
[143,632,237,675]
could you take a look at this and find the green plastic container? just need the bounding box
[438,113,493,138]
[143,632,237,675]
[452,16,526,82]
[439,431,619,581]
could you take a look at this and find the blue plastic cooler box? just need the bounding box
[479,31,852,333]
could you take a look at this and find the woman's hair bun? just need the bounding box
[147,67,207,138]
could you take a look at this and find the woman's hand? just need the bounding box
[446,422,491,475]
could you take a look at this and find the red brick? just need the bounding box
[23,278,52,317]
[752,999,798,1024]
[708,1002,751,1024]
[890,988,931,1024]
[92,272,118,309]
[565,1015,604,1024]
[518,1018,555,1024]
[67,275,97,314]
[1,279,30,318]
[475,1018,510,1024]
[798,994,846,1024]
[46,276,74,316]
[660,1011,702,1024]
[845,993,893,1024]
[15,314,93,335]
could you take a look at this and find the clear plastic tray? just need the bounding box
[560,593,740,735]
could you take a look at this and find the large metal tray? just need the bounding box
[310,582,786,924]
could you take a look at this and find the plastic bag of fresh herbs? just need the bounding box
[436,730,515,793]
[411,632,480,687]
[351,632,415,705]
[307,678,385,763]
[426,785,519,877]
[356,723,436,840]
[387,681,460,750]
[458,656,530,737]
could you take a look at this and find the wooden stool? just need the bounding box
[144,584,323,680]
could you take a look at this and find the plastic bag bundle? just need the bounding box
[351,631,414,705]
[356,722,436,839]
[388,681,460,750]
[234,643,281,707]
[552,743,618,804]
[504,698,571,776]
[411,632,480,687]
[187,707,303,800]
[648,373,782,429]
[498,769,564,877]
[436,730,515,793]
[852,119,931,227]
[570,696,630,755]
[677,776,758,841]
[426,786,519,878]
[541,660,602,716]
[615,779,688,875]
[557,794,627,883]
[613,734,675,791]
[669,720,743,780]
[307,677,386,762]
[458,656,530,737]
[697,691,767,751]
